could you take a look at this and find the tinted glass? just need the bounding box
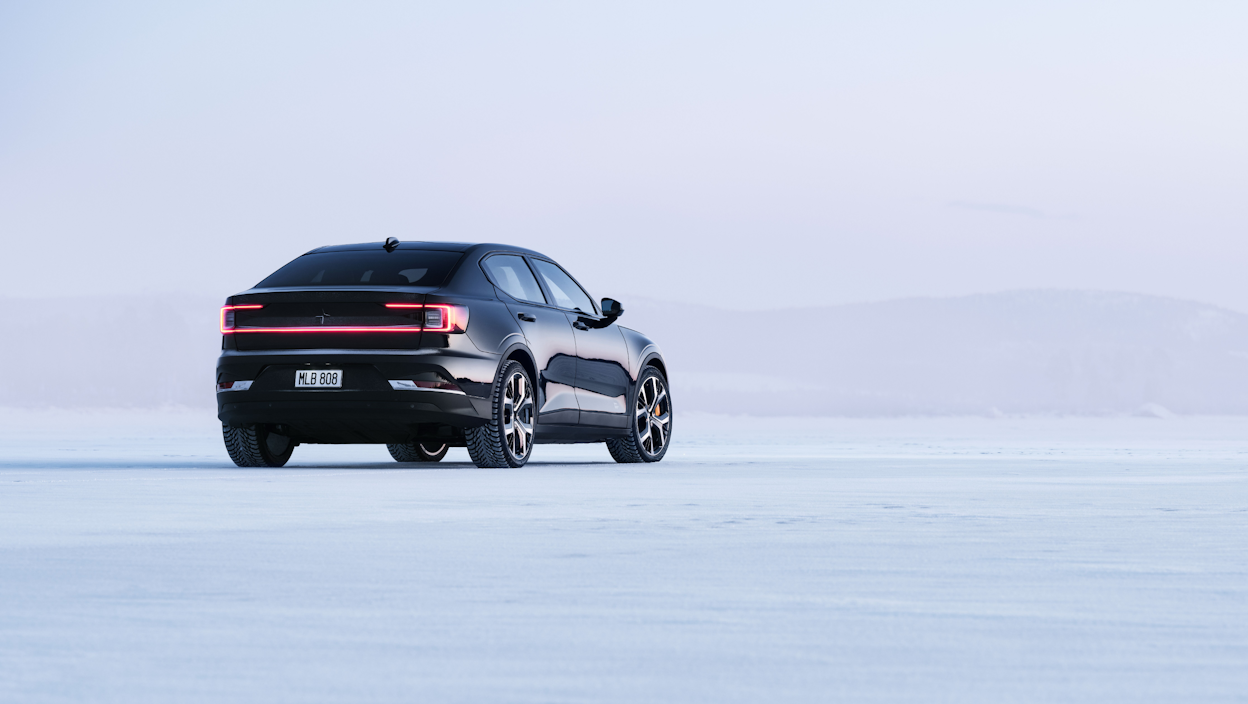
[482,255,546,304]
[256,251,462,288]
[532,259,595,313]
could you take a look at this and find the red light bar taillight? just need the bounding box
[220,305,264,333]
[220,303,467,334]
[384,303,467,333]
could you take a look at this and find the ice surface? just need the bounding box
[1,410,1246,703]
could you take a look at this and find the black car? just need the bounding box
[217,239,671,468]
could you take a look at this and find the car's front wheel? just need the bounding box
[607,367,672,463]
[222,423,295,467]
[465,360,535,468]
[387,441,449,462]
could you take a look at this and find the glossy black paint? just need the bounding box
[502,300,579,424]
[217,241,667,446]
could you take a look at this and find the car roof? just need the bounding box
[305,241,551,259]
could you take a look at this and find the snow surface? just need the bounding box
[2,410,1247,703]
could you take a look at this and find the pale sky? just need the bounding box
[2,1,1246,310]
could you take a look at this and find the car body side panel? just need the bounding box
[502,301,580,423]
[566,313,631,420]
[425,293,520,356]
[619,326,665,379]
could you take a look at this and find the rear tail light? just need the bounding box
[217,380,253,392]
[219,303,466,333]
[384,303,468,333]
[220,304,264,333]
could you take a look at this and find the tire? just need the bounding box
[223,423,295,467]
[465,360,535,468]
[387,441,449,462]
[607,366,672,463]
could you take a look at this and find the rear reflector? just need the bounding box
[389,379,464,393]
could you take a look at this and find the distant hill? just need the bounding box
[2,294,225,409]
[620,290,1248,416]
[4,290,1248,415]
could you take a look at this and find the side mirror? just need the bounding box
[601,298,624,318]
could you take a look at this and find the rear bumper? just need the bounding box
[217,396,489,444]
[218,394,489,425]
[216,348,498,443]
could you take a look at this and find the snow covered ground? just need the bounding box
[1,410,1246,703]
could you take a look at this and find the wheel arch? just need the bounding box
[633,341,666,381]
[642,353,667,380]
[629,348,669,411]
[500,341,538,384]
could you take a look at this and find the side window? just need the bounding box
[531,259,595,314]
[482,255,546,304]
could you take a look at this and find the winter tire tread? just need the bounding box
[387,442,448,462]
[607,366,671,464]
[465,360,532,468]
[222,423,293,467]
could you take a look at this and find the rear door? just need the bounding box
[528,258,632,428]
[480,254,580,425]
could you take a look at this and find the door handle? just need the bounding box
[517,313,536,322]
[572,320,589,331]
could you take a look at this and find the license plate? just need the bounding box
[295,369,342,388]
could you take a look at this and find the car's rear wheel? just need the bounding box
[387,441,449,462]
[466,360,535,468]
[222,423,295,467]
[607,367,671,463]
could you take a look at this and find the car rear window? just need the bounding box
[255,251,463,288]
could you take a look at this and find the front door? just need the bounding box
[566,312,631,427]
[527,257,631,429]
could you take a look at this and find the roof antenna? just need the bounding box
[383,237,399,252]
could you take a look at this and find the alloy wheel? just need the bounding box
[634,375,670,455]
[502,370,534,460]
